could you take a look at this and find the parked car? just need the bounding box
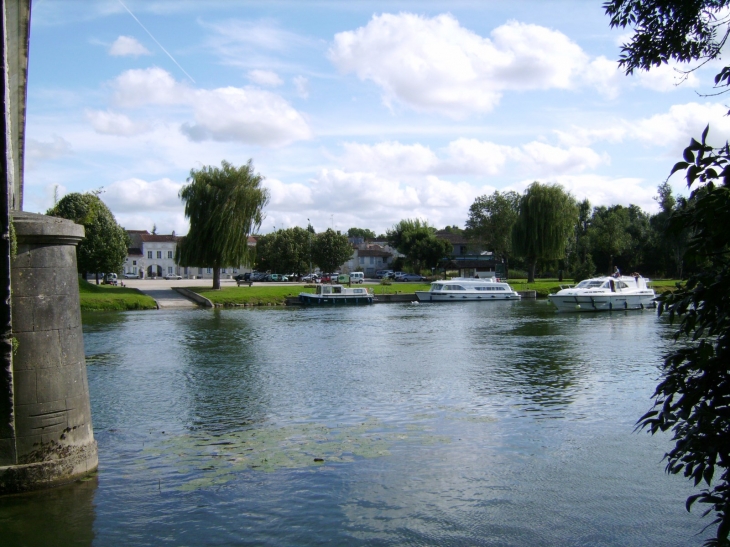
[350,272,365,284]
[376,270,394,279]
[267,274,289,282]
[397,273,427,282]
[392,272,405,280]
[123,273,138,279]
[319,273,332,283]
[234,273,251,282]
[164,274,182,280]
[302,274,320,283]
[104,273,118,285]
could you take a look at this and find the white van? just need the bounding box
[350,272,365,284]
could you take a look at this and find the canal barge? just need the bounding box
[299,284,374,305]
[548,275,656,312]
[415,277,521,302]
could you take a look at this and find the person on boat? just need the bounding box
[613,266,620,278]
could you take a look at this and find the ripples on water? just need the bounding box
[0,300,709,546]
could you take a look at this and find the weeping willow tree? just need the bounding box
[177,160,269,289]
[512,182,578,283]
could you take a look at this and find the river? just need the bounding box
[0,300,708,546]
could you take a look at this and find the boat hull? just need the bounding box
[548,293,655,312]
[415,291,520,302]
[299,293,373,305]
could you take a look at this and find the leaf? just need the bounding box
[684,149,696,163]
[670,161,690,175]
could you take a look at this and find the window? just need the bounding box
[198,268,203,275]
[132,260,137,266]
[132,267,137,274]
[168,267,173,274]
[147,251,152,259]
[359,257,364,264]
[369,257,374,264]
[157,251,162,259]
[168,251,173,259]
[222,268,226,274]
[206,268,212,274]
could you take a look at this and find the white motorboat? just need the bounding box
[299,284,374,305]
[548,275,656,312]
[415,277,521,302]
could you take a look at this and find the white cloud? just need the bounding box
[86,109,150,136]
[293,75,309,99]
[248,69,283,86]
[513,174,659,213]
[443,139,514,175]
[631,103,730,150]
[340,141,439,174]
[336,138,605,179]
[634,63,700,92]
[25,135,72,169]
[110,67,312,146]
[103,177,184,213]
[264,178,313,211]
[112,67,189,108]
[109,35,151,57]
[329,14,588,118]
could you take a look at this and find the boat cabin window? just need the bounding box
[432,284,443,291]
[616,281,629,289]
[333,286,342,293]
[576,280,604,289]
[444,284,465,290]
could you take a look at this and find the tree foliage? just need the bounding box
[47,193,129,282]
[589,205,633,274]
[255,227,312,275]
[312,229,353,273]
[177,160,269,290]
[347,227,376,240]
[606,2,730,544]
[465,190,520,275]
[386,219,448,274]
[512,182,578,283]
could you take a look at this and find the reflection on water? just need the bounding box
[0,302,708,546]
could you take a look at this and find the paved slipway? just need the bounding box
[120,278,222,309]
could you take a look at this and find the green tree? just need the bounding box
[465,190,520,277]
[387,218,445,274]
[177,160,269,290]
[255,227,311,276]
[589,205,632,274]
[347,227,376,240]
[312,228,353,273]
[606,2,730,543]
[47,193,129,284]
[511,182,578,283]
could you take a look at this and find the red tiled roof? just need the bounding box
[140,234,180,243]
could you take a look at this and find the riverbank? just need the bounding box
[78,278,681,310]
[79,279,157,311]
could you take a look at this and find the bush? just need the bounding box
[507,269,528,280]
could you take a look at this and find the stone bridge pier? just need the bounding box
[1,0,97,494]
[0,213,97,493]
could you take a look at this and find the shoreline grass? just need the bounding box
[191,282,432,306]
[79,279,158,311]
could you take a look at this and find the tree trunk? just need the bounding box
[528,259,537,283]
[212,266,221,290]
[95,272,99,285]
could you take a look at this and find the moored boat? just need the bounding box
[547,275,656,312]
[415,277,521,302]
[299,284,374,305]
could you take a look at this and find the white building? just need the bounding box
[124,230,255,279]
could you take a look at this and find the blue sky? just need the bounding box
[24,0,729,235]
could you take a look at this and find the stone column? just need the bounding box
[0,211,97,493]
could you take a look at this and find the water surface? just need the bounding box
[0,301,707,546]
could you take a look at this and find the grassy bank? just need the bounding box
[192,282,432,306]
[79,279,158,311]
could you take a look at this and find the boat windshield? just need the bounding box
[431,284,443,291]
[576,280,604,289]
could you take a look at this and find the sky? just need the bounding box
[24,0,730,236]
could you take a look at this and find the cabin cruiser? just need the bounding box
[415,277,521,302]
[299,284,374,305]
[548,275,656,312]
